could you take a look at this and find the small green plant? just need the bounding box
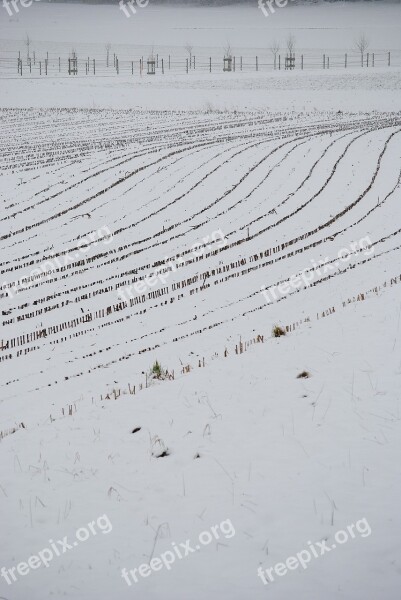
[272,325,286,338]
[152,360,162,378]
[297,371,311,379]
[149,360,169,381]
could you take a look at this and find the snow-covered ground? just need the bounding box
[2,68,401,111]
[0,3,401,600]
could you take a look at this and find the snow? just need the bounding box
[2,68,401,111]
[0,3,401,600]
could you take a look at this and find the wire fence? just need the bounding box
[1,49,398,79]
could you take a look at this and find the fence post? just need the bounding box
[45,58,48,75]
[186,58,188,73]
[131,60,133,75]
[39,61,41,75]
[366,53,369,67]
[240,56,242,71]
[33,51,35,65]
[372,52,375,67]
[279,55,281,70]
[388,51,391,66]
[323,54,325,69]
[327,56,329,69]
[209,57,211,72]
[256,56,258,71]
[29,57,32,73]
[345,53,347,68]
[193,56,195,69]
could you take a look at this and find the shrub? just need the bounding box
[272,325,286,338]
[151,360,162,378]
[149,360,169,381]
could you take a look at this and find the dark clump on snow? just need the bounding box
[297,371,311,379]
[272,325,286,338]
[155,449,170,458]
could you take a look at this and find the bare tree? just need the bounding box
[224,41,232,58]
[355,33,369,66]
[24,33,31,64]
[286,33,296,57]
[184,43,193,68]
[105,43,111,68]
[270,39,280,69]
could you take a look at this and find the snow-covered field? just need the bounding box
[0,3,401,600]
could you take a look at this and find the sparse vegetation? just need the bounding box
[0,422,25,441]
[272,325,286,338]
[184,42,194,67]
[150,360,168,380]
[286,33,296,57]
[355,33,369,66]
[151,435,170,458]
[270,40,280,69]
[224,41,232,58]
[105,42,111,67]
[155,449,170,458]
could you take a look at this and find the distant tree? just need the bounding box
[270,39,280,69]
[286,33,296,57]
[105,43,111,67]
[355,33,369,66]
[184,42,193,68]
[224,41,232,58]
[24,33,31,63]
